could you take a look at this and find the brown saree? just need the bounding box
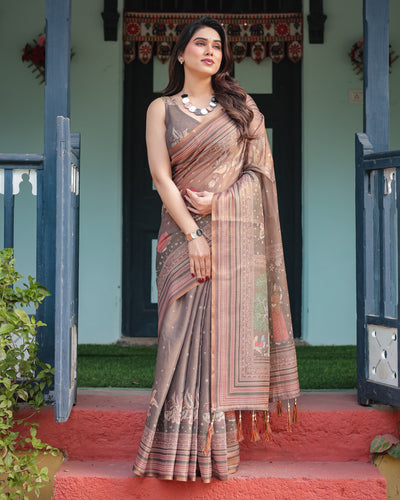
[132,95,300,483]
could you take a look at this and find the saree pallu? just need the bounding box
[132,96,300,483]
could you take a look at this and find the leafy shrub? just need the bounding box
[0,249,57,499]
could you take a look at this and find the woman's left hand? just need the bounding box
[184,189,213,215]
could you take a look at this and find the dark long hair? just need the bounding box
[163,17,253,143]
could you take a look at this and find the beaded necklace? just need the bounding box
[181,93,217,116]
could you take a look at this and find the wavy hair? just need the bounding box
[163,16,253,143]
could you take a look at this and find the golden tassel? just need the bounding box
[293,398,298,424]
[236,410,244,442]
[277,400,283,417]
[263,411,273,442]
[287,401,292,432]
[251,411,260,442]
[203,413,215,456]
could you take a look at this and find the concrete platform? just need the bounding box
[15,389,400,463]
[53,460,386,500]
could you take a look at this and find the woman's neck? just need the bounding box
[182,74,213,98]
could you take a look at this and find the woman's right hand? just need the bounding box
[188,236,211,282]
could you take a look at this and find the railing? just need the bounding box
[0,154,44,250]
[356,132,400,406]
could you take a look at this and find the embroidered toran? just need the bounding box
[123,12,303,65]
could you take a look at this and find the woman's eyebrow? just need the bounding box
[193,37,222,43]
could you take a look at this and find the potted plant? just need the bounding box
[370,423,400,499]
[0,248,59,499]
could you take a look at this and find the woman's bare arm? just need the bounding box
[146,98,211,280]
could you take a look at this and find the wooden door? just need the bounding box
[122,0,302,338]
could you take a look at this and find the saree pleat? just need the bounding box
[133,95,299,483]
[133,279,239,482]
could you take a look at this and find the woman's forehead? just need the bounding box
[191,26,221,42]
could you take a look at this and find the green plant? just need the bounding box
[370,422,400,458]
[0,248,57,499]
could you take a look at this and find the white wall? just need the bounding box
[302,0,400,345]
[0,0,123,343]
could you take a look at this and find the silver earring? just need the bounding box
[179,59,184,64]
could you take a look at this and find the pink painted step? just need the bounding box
[53,460,386,500]
[16,389,400,463]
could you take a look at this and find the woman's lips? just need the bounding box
[201,59,214,65]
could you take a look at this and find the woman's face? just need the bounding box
[181,27,223,77]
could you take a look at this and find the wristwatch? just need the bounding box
[186,228,203,241]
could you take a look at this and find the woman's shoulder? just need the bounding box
[146,98,167,131]
[147,96,165,112]
[148,95,180,112]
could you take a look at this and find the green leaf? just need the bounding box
[388,442,400,458]
[0,323,15,334]
[370,434,399,453]
[15,308,30,323]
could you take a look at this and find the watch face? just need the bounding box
[196,229,203,237]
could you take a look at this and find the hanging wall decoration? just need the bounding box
[21,33,46,84]
[123,12,303,65]
[349,38,399,79]
[22,32,75,84]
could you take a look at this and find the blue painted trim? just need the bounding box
[362,381,400,407]
[0,154,44,167]
[37,0,71,373]
[356,133,370,405]
[361,154,400,171]
[366,316,399,328]
[363,0,390,152]
[363,150,400,161]
[55,116,79,422]
[378,169,385,317]
[3,170,14,249]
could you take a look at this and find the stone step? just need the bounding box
[17,389,400,463]
[53,460,386,500]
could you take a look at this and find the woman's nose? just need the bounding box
[205,43,214,55]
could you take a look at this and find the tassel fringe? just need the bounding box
[287,401,292,432]
[263,411,273,442]
[251,411,260,442]
[236,410,244,442]
[293,398,298,424]
[203,413,215,456]
[235,399,298,447]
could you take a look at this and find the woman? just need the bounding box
[133,16,300,483]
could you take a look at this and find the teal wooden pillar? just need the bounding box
[37,0,71,376]
[363,0,389,152]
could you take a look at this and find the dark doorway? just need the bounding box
[122,0,302,338]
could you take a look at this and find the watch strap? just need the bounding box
[186,228,203,241]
